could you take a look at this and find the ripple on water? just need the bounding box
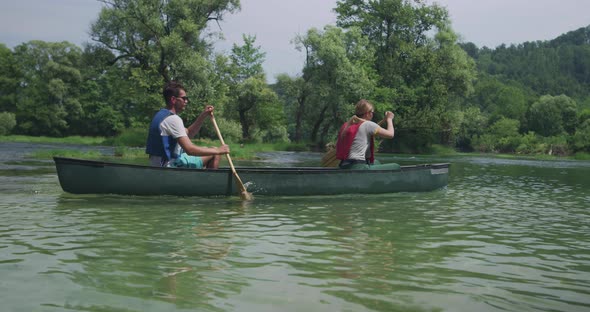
[1,150,590,311]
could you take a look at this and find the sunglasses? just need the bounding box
[177,96,189,102]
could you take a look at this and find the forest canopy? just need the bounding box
[1,0,589,155]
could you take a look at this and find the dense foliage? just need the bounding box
[1,0,589,155]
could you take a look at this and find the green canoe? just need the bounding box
[54,157,449,197]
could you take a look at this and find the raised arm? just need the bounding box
[375,111,395,139]
[186,105,214,138]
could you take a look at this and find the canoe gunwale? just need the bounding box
[53,156,449,173]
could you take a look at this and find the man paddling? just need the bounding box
[145,81,229,168]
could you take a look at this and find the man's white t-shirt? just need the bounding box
[149,115,187,167]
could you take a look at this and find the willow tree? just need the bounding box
[335,0,449,88]
[90,0,240,120]
[294,25,376,146]
[528,95,578,137]
[335,0,476,151]
[221,35,286,142]
[12,41,83,136]
[0,44,20,114]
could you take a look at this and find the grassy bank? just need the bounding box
[0,135,106,145]
[2,135,588,162]
[1,135,309,161]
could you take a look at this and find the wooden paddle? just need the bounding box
[321,143,339,167]
[321,118,386,167]
[211,116,253,201]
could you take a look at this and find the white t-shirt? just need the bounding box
[149,115,187,167]
[347,121,379,161]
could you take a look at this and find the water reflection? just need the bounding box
[44,193,452,310]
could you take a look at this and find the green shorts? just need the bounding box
[171,153,204,169]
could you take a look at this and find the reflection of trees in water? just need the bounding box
[52,190,554,311]
[54,196,249,309]
[231,195,447,311]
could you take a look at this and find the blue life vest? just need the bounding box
[145,109,178,162]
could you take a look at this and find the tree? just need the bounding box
[294,25,376,146]
[229,34,265,82]
[334,0,476,150]
[74,45,131,136]
[472,117,521,153]
[90,0,240,121]
[13,41,83,136]
[0,44,21,113]
[455,107,487,151]
[0,112,16,135]
[274,74,309,142]
[223,34,286,141]
[572,119,590,152]
[335,0,449,87]
[528,95,577,137]
[470,75,530,124]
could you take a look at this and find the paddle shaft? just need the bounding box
[210,117,251,198]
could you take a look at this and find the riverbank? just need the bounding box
[2,135,589,161]
[0,135,308,161]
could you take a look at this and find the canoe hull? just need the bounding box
[54,157,449,197]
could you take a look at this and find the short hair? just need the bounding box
[355,99,373,117]
[163,81,185,105]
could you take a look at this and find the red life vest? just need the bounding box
[335,121,375,164]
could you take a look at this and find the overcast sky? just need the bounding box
[1,0,589,82]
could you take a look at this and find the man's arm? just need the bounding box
[177,136,229,156]
[186,105,214,138]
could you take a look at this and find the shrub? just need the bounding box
[492,118,521,153]
[516,132,539,154]
[250,125,290,143]
[105,128,147,147]
[573,152,590,160]
[472,134,496,153]
[544,135,570,156]
[212,118,242,143]
[456,107,487,150]
[0,112,16,135]
[571,119,590,152]
[283,142,310,152]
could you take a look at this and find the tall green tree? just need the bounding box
[335,0,449,87]
[470,75,530,124]
[334,0,475,151]
[90,0,240,121]
[0,44,21,113]
[223,34,285,141]
[74,45,131,136]
[274,74,309,142]
[528,94,578,137]
[13,41,83,136]
[228,34,266,82]
[234,77,285,142]
[294,25,376,145]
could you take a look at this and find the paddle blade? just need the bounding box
[321,148,339,167]
[240,190,254,201]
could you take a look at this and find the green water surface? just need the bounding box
[1,143,589,312]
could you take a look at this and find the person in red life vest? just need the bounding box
[335,99,399,170]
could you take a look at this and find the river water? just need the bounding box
[1,142,589,312]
